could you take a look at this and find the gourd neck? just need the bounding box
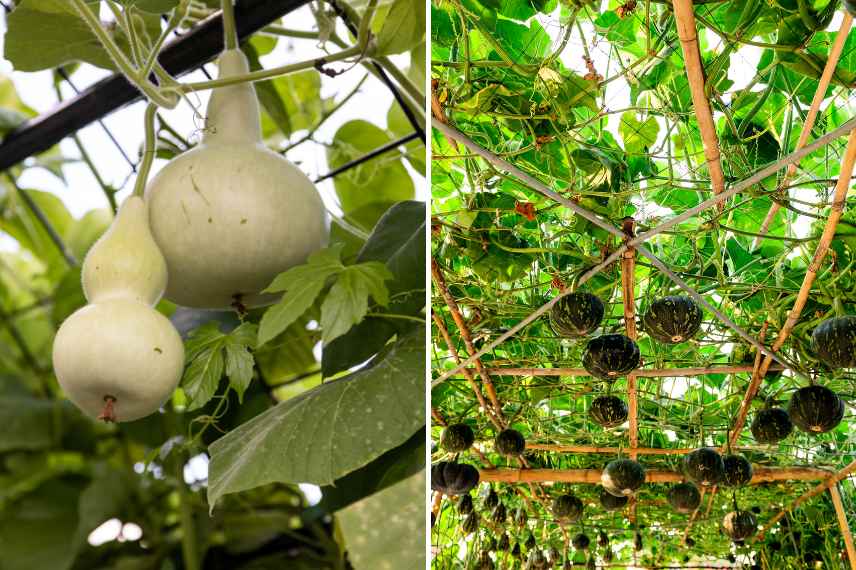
[202,49,262,146]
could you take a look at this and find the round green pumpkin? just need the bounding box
[491,503,507,525]
[667,482,701,513]
[589,395,628,428]
[458,494,474,515]
[722,454,753,487]
[599,488,629,511]
[497,533,510,551]
[440,422,475,452]
[572,533,590,550]
[494,428,526,456]
[483,487,499,509]
[683,447,724,487]
[723,510,757,541]
[552,494,584,522]
[811,316,856,369]
[751,406,793,443]
[549,292,604,338]
[462,511,480,534]
[642,295,703,344]
[582,334,641,380]
[601,458,646,496]
[788,384,845,433]
[431,461,480,495]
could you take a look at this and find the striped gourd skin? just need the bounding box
[750,407,793,443]
[723,511,757,541]
[601,458,645,496]
[552,494,583,521]
[811,316,856,369]
[589,395,629,428]
[667,482,701,513]
[722,454,753,487]
[583,334,641,380]
[599,488,629,511]
[787,385,845,433]
[494,428,526,456]
[683,447,724,487]
[549,292,604,338]
[642,296,703,344]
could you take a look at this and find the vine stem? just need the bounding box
[220,0,238,50]
[132,104,158,198]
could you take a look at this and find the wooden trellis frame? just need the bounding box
[430,3,856,562]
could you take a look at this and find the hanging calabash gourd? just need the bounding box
[52,197,185,422]
[145,48,328,309]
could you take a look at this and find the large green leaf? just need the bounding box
[206,327,425,509]
[338,470,426,569]
[375,0,425,56]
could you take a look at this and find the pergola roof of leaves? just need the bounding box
[430,0,856,567]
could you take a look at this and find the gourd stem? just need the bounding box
[221,0,238,50]
[132,104,159,198]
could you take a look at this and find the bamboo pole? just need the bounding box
[683,486,707,545]
[753,14,854,249]
[621,218,640,459]
[478,466,830,484]
[731,128,856,443]
[524,443,764,455]
[672,0,725,208]
[432,259,506,426]
[830,484,856,570]
[727,322,768,449]
[480,364,785,377]
[758,458,856,539]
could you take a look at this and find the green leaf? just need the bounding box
[242,41,292,139]
[116,0,179,13]
[320,262,392,343]
[183,344,225,411]
[375,0,425,56]
[223,323,257,402]
[182,322,259,409]
[207,327,425,509]
[619,111,660,154]
[337,470,426,569]
[258,246,346,346]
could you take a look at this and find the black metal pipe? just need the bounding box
[0,0,311,172]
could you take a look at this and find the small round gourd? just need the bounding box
[549,292,604,338]
[599,488,628,511]
[641,295,703,344]
[494,429,526,456]
[491,503,507,525]
[431,461,480,495]
[497,533,510,551]
[667,483,701,513]
[597,530,609,547]
[572,533,590,550]
[811,316,856,369]
[589,395,628,428]
[462,512,479,534]
[751,406,793,443]
[582,334,640,380]
[683,447,725,487]
[601,458,645,496]
[552,494,583,522]
[526,549,547,569]
[483,488,499,509]
[440,423,475,452]
[722,454,753,487]
[723,510,757,541]
[145,49,328,309]
[458,494,474,515]
[787,385,845,433]
[634,532,643,551]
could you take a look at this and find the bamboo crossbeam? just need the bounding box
[758,458,856,539]
[753,14,854,249]
[478,466,830,484]
[731,128,856,444]
[830,484,856,570]
[621,218,640,460]
[478,364,784,377]
[523,443,762,455]
[672,0,725,208]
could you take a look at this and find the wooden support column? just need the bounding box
[830,484,856,570]
[620,217,639,457]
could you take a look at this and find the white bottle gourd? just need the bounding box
[145,49,329,309]
[52,197,185,423]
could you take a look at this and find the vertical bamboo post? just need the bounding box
[830,484,856,570]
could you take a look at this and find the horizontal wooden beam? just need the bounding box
[524,444,766,455]
[478,466,831,484]
[480,364,784,377]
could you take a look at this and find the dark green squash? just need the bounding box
[685,537,695,547]
[462,511,480,534]
[788,384,845,433]
[642,295,703,343]
[811,316,856,369]
[722,454,753,487]
[547,547,561,564]
[601,458,646,496]
[440,422,475,452]
[515,507,528,527]
[495,428,526,456]
[431,461,480,495]
[497,533,510,551]
[723,510,757,541]
[751,405,793,443]
[572,533,590,550]
[491,503,507,525]
[683,447,724,487]
[526,549,547,569]
[603,548,614,562]
[598,530,609,548]
[589,395,629,428]
[634,532,643,551]
[511,542,522,559]
[599,488,629,511]
[667,482,701,513]
[549,292,604,338]
[525,533,537,550]
[483,487,499,509]
[458,494,474,515]
[582,334,641,380]
[552,494,584,522]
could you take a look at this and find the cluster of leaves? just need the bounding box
[431,0,856,566]
[0,0,426,569]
